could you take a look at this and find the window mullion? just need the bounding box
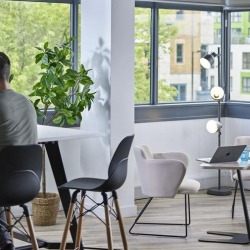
[150,4,158,105]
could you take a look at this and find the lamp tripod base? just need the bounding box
[207,187,232,196]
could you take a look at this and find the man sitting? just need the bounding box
[0,52,38,250]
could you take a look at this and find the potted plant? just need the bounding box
[29,37,95,226]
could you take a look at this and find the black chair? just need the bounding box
[0,145,42,250]
[59,135,134,250]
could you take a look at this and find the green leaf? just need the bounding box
[9,74,14,83]
[53,116,63,124]
[41,63,47,69]
[51,97,61,107]
[44,42,49,50]
[48,66,56,75]
[35,47,44,51]
[34,99,40,107]
[42,54,49,65]
[65,80,76,87]
[66,117,76,125]
[35,53,44,64]
[49,92,56,98]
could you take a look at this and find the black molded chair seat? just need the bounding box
[59,135,134,250]
[0,145,42,250]
[59,177,106,191]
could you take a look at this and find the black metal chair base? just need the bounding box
[199,231,250,244]
[207,187,232,196]
[129,194,190,238]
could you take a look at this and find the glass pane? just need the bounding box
[134,7,151,104]
[0,1,70,98]
[158,10,221,103]
[230,11,250,101]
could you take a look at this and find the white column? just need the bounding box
[80,0,136,217]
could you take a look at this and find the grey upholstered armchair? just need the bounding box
[129,145,200,238]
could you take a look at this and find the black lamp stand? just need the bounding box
[207,47,232,196]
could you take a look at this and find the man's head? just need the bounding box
[0,52,10,84]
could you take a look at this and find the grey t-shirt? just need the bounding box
[0,89,38,151]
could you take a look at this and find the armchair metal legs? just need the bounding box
[129,194,190,238]
[232,181,238,219]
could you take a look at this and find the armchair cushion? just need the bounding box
[177,179,200,195]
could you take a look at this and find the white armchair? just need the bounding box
[231,136,250,218]
[129,145,200,238]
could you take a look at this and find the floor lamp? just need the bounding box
[200,47,232,196]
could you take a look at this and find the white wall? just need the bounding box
[80,0,136,218]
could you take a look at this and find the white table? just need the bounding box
[15,125,104,250]
[199,160,250,245]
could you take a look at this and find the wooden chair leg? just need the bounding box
[60,190,79,250]
[20,205,39,250]
[113,191,128,250]
[102,193,113,250]
[75,192,86,249]
[5,208,14,241]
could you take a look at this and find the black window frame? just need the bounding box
[4,0,81,127]
[135,1,225,123]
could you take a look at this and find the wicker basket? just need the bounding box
[32,192,60,226]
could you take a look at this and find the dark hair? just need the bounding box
[0,52,10,82]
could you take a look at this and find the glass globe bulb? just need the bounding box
[210,86,224,100]
[206,120,222,134]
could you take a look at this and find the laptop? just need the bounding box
[196,145,247,163]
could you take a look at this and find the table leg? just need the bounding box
[199,170,250,245]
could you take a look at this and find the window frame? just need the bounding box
[135,1,225,122]
[7,0,81,127]
[176,44,184,63]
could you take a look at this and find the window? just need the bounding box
[243,53,250,69]
[158,9,221,103]
[210,76,215,88]
[217,29,222,38]
[242,78,250,92]
[0,0,79,99]
[176,10,184,20]
[176,44,183,63]
[170,84,186,101]
[231,12,241,22]
[134,7,151,104]
[230,12,250,101]
[135,3,222,105]
[217,13,221,22]
[231,28,242,44]
[232,28,241,35]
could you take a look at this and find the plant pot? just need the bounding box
[32,192,60,226]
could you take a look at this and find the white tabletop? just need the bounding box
[201,160,250,170]
[38,125,104,143]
